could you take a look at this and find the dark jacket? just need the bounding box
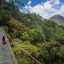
[2,36,6,45]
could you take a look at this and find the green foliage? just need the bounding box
[29,27,45,43]
[0,10,11,25]
[12,39,40,64]
[1,0,64,64]
[22,27,45,44]
[54,26,64,44]
[39,41,63,64]
[43,20,58,41]
[12,39,40,55]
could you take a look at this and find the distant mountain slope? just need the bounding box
[50,15,64,24]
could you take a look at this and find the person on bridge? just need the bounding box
[2,35,7,45]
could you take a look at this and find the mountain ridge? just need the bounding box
[50,14,64,25]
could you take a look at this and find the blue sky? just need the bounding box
[20,0,47,6]
[20,0,64,6]
[15,0,64,19]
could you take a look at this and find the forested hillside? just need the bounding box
[0,0,64,64]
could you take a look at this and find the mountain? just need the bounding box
[50,15,64,25]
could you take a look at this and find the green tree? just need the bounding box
[40,41,62,64]
[43,20,58,41]
[0,10,11,25]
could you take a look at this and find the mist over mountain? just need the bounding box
[50,15,64,24]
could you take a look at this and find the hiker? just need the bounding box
[2,35,6,45]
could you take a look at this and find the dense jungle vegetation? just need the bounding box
[0,0,64,64]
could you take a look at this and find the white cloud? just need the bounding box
[27,0,32,5]
[31,4,44,13]
[43,1,52,10]
[60,5,64,15]
[51,0,60,5]
[21,0,64,19]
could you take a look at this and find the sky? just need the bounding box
[16,0,64,19]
